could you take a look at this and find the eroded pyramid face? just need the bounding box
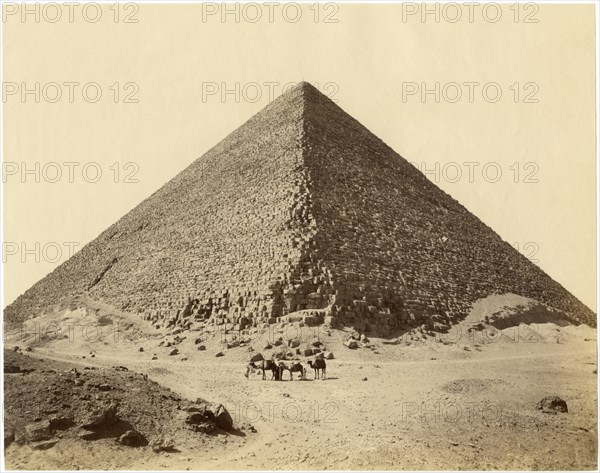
[4,82,595,335]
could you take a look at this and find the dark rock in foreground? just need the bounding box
[538,396,568,414]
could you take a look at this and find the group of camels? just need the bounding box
[244,358,327,381]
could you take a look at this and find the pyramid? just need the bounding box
[5,82,595,335]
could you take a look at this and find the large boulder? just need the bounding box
[80,403,119,429]
[288,339,301,348]
[149,436,176,453]
[194,401,233,431]
[118,430,147,447]
[23,420,52,442]
[538,396,568,414]
[344,339,359,349]
[212,404,233,431]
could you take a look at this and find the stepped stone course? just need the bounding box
[4,82,595,335]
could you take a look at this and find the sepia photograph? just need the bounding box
[1,1,598,471]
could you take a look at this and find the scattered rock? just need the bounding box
[215,352,224,357]
[197,345,206,351]
[78,430,98,441]
[362,377,368,381]
[49,416,74,431]
[538,396,568,414]
[434,322,450,333]
[169,348,179,356]
[138,347,144,352]
[190,422,215,434]
[118,430,148,447]
[344,340,359,349]
[150,436,176,453]
[4,428,15,447]
[32,439,58,450]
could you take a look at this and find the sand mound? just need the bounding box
[441,378,507,394]
[3,350,236,453]
[465,293,580,328]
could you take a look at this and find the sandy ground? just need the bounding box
[4,294,598,470]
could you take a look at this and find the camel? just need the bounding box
[278,361,306,381]
[307,359,327,379]
[245,360,279,380]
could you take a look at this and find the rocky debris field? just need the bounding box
[3,349,238,454]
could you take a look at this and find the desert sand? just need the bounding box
[4,293,597,470]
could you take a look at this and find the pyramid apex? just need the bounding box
[287,80,323,97]
[293,80,315,90]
